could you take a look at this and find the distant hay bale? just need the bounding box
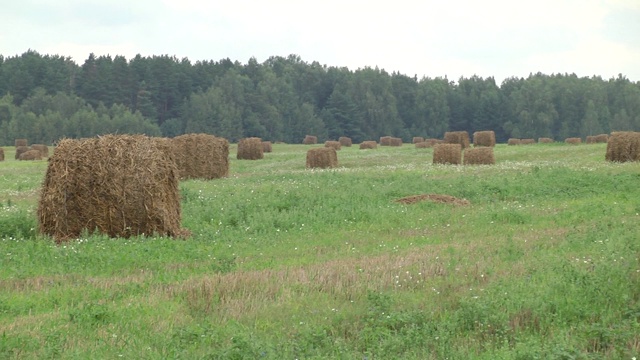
[424,139,442,147]
[338,137,352,147]
[306,147,338,169]
[473,131,496,147]
[14,139,27,147]
[324,140,342,150]
[521,139,536,145]
[262,141,273,153]
[415,142,429,148]
[303,135,317,145]
[30,144,49,157]
[433,143,462,165]
[443,131,470,149]
[538,137,554,143]
[587,134,608,144]
[389,137,403,146]
[507,138,521,145]
[19,149,42,161]
[380,136,393,146]
[565,137,582,144]
[464,147,495,165]
[37,135,186,242]
[605,131,640,162]
[412,137,425,144]
[237,137,264,160]
[172,133,229,180]
[15,146,29,159]
[359,141,378,149]
[0,148,4,161]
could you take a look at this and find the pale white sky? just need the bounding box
[1,0,639,84]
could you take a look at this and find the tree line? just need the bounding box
[1,49,639,145]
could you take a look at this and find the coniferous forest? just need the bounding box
[1,50,639,145]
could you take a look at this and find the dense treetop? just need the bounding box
[1,50,639,145]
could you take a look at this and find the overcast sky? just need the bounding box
[1,0,639,84]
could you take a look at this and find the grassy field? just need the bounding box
[1,142,639,359]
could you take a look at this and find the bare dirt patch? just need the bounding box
[394,194,470,206]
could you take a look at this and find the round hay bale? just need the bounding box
[15,146,29,159]
[0,148,4,161]
[433,143,462,165]
[14,139,27,147]
[592,134,608,143]
[464,147,495,165]
[473,131,496,147]
[507,138,521,145]
[37,135,186,242]
[19,149,42,161]
[338,137,352,147]
[359,141,378,150]
[306,147,338,169]
[30,144,49,157]
[303,135,318,145]
[538,137,554,143]
[412,136,425,144]
[605,131,640,162]
[565,137,582,144]
[324,140,342,150]
[444,131,470,149]
[237,137,264,160]
[172,133,229,180]
[261,141,273,153]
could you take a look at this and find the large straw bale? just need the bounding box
[324,140,342,150]
[433,143,462,165]
[306,147,338,168]
[521,138,536,145]
[172,133,229,180]
[605,131,640,162]
[37,135,186,242]
[538,137,554,143]
[412,137,425,144]
[237,137,264,160]
[338,137,352,147]
[565,137,582,144]
[15,146,29,159]
[359,141,378,149]
[507,138,521,145]
[444,131,470,149]
[473,131,496,147]
[30,144,49,157]
[14,139,27,147]
[303,135,318,144]
[380,136,393,146]
[0,148,4,161]
[262,141,273,153]
[389,137,403,146]
[464,147,495,165]
[19,149,42,161]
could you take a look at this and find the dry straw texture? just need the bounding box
[14,139,27,147]
[172,133,229,180]
[37,135,186,242]
[324,140,342,150]
[18,149,42,161]
[415,142,429,148]
[412,137,425,144]
[389,137,403,146]
[303,135,317,144]
[507,138,521,145]
[605,131,640,162]
[262,141,273,153]
[433,143,462,165]
[30,144,49,157]
[379,136,392,146]
[306,147,338,169]
[359,141,378,149]
[424,139,442,147]
[15,146,29,159]
[0,148,4,161]
[565,137,582,144]
[586,134,608,144]
[338,137,352,147]
[444,131,470,149]
[521,139,536,145]
[473,131,496,147]
[464,147,495,165]
[237,137,264,160]
[538,137,554,143]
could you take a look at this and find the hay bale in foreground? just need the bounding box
[359,141,377,149]
[15,146,29,159]
[338,137,352,147]
[325,140,342,150]
[30,144,49,157]
[538,137,554,143]
[237,137,264,160]
[605,131,640,162]
[433,143,462,165]
[0,148,4,161]
[303,135,317,144]
[38,135,186,242]
[14,139,27,147]
[565,137,582,144]
[473,131,496,147]
[262,141,273,153]
[412,137,425,144]
[507,138,521,145]
[464,147,495,165]
[172,133,229,180]
[19,149,42,161]
[306,147,338,169]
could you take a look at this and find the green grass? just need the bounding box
[1,143,639,359]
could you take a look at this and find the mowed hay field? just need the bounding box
[1,142,639,359]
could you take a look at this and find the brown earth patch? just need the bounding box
[394,194,470,206]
